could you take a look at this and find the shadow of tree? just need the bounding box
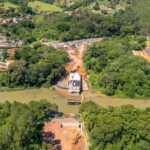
[42,131,62,150]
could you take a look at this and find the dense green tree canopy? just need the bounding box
[84,37,150,98]
[1,0,150,97]
[0,44,69,88]
[1,0,150,42]
[80,102,150,150]
[0,100,58,150]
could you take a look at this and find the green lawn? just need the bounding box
[28,1,62,13]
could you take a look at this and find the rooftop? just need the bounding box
[69,73,81,81]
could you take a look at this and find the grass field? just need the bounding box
[0,88,149,114]
[28,1,62,13]
[1,2,18,10]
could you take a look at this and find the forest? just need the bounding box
[80,101,150,150]
[0,0,150,98]
[84,37,150,98]
[1,0,150,42]
[0,0,150,97]
[0,44,69,87]
[0,100,58,150]
[0,0,150,149]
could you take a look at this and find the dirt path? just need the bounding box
[65,43,88,80]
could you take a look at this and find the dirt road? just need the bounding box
[65,43,88,80]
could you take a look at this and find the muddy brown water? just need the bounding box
[0,88,149,113]
[0,88,79,113]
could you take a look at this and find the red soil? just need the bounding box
[43,118,88,150]
[65,44,88,80]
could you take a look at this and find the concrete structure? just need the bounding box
[66,98,81,105]
[68,73,81,93]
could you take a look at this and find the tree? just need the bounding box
[1,49,8,60]
[93,1,99,10]
[80,102,150,150]
[0,100,58,149]
[84,37,150,98]
[8,60,28,87]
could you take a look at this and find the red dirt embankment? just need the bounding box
[65,44,88,80]
[133,49,150,63]
[133,40,150,63]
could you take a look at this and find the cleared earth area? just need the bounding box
[0,88,150,114]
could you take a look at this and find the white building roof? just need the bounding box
[69,73,80,81]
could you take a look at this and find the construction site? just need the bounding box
[48,38,103,104]
[43,118,89,150]
[41,39,104,150]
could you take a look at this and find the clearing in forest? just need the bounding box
[43,118,89,150]
[49,38,103,93]
[133,40,150,63]
[28,1,62,13]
